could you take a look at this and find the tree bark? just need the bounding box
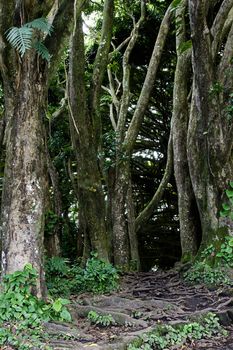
[68,0,114,262]
[172,0,198,260]
[187,0,233,249]
[1,55,47,297]
[0,0,75,296]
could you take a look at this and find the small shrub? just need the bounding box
[81,253,119,293]
[87,310,116,327]
[127,313,227,350]
[184,261,231,286]
[45,254,119,296]
[0,264,71,350]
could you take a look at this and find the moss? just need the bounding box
[181,252,194,264]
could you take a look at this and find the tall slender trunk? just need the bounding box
[1,56,47,297]
[68,15,111,262]
[172,0,198,260]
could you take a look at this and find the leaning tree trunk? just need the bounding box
[1,55,47,297]
[187,0,233,249]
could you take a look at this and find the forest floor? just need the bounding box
[41,268,233,350]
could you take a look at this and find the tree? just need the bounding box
[68,0,114,262]
[187,0,233,249]
[172,0,233,259]
[0,0,74,296]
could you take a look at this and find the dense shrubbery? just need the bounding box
[128,313,227,350]
[45,253,119,297]
[184,236,233,286]
[0,264,71,350]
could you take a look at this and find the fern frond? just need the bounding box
[33,40,51,62]
[6,26,33,57]
[25,18,53,35]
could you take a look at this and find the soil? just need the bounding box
[44,269,233,350]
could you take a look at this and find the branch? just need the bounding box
[211,0,233,59]
[107,68,120,111]
[117,0,146,143]
[135,131,173,233]
[109,36,131,59]
[45,0,78,78]
[89,0,114,113]
[124,2,173,154]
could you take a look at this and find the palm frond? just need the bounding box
[25,18,53,35]
[33,40,51,62]
[6,26,33,57]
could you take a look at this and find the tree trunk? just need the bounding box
[68,14,111,262]
[112,159,131,267]
[172,0,198,261]
[187,0,233,249]
[1,56,47,297]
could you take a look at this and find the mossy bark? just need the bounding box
[187,0,233,254]
[1,54,48,298]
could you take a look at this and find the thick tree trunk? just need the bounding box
[1,56,47,297]
[188,0,233,249]
[172,0,198,260]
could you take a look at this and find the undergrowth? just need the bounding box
[0,264,71,350]
[128,313,227,350]
[88,310,116,327]
[184,236,233,286]
[45,253,119,297]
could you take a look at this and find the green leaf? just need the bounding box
[178,40,192,55]
[171,0,182,10]
[60,309,72,322]
[220,210,228,217]
[25,18,53,35]
[229,181,233,189]
[226,189,233,198]
[222,203,231,211]
[33,40,51,62]
[228,239,233,247]
[52,299,62,312]
[6,26,33,56]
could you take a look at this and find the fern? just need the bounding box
[33,40,51,62]
[25,18,53,35]
[5,18,53,61]
[6,26,33,57]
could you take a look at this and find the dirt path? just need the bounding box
[47,270,233,350]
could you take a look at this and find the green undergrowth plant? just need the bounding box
[45,253,119,297]
[127,313,227,350]
[87,310,116,327]
[184,235,233,286]
[0,264,71,350]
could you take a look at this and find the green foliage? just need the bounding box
[87,311,116,327]
[6,18,53,61]
[209,82,224,97]
[178,40,192,54]
[225,93,233,120]
[184,262,231,286]
[0,264,71,349]
[184,236,233,286]
[44,210,62,236]
[45,254,119,297]
[220,182,233,219]
[127,313,227,350]
[72,253,119,294]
